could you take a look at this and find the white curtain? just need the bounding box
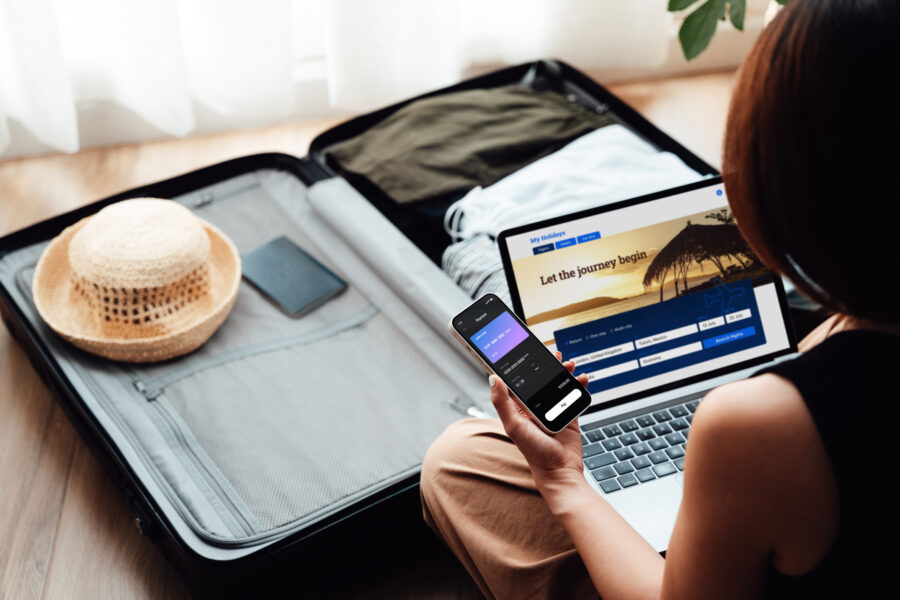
[0,0,679,157]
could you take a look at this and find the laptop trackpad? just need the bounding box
[604,476,683,552]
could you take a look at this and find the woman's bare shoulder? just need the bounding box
[688,372,839,573]
[693,373,825,488]
[697,373,804,429]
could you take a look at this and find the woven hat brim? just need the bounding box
[32,216,241,363]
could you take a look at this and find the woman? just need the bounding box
[419,1,899,598]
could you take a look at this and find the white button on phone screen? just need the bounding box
[545,389,581,421]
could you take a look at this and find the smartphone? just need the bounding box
[449,293,591,434]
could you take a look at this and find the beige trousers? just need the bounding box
[420,417,600,600]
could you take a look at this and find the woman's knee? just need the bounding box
[421,417,501,493]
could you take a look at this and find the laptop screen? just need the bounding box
[498,178,795,408]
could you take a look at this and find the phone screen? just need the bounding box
[453,294,591,432]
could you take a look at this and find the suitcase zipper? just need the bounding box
[133,304,379,400]
[144,396,262,537]
[122,365,262,537]
[50,342,261,543]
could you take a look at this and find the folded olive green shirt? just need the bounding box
[327,85,615,204]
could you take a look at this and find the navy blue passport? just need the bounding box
[241,236,347,317]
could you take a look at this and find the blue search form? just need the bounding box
[555,278,767,395]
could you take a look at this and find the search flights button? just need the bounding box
[545,388,581,421]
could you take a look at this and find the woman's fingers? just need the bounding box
[553,350,577,372]
[555,351,576,373]
[577,373,588,387]
[489,375,513,417]
[489,375,529,437]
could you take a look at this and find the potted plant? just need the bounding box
[671,0,788,59]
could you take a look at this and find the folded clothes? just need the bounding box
[442,124,707,300]
[327,85,614,204]
[441,233,512,305]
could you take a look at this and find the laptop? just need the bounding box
[496,176,798,551]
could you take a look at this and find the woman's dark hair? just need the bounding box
[723,0,900,325]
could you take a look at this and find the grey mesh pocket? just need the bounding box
[149,308,468,542]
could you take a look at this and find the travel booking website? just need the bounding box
[503,183,792,403]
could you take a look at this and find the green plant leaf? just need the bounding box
[668,0,700,10]
[679,0,727,61]
[729,0,745,31]
[776,0,789,4]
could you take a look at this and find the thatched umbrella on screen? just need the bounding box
[642,223,755,301]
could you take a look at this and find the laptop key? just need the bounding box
[602,425,623,437]
[683,428,690,440]
[635,468,656,483]
[586,429,604,443]
[649,451,668,464]
[614,461,634,475]
[619,432,639,446]
[686,414,693,424]
[591,466,617,482]
[614,448,635,461]
[666,446,685,459]
[652,411,672,422]
[665,432,685,446]
[669,405,689,418]
[649,438,668,451]
[618,473,639,488]
[674,457,686,471]
[582,420,605,431]
[583,443,605,458]
[599,479,621,493]
[632,442,651,456]
[602,438,622,451]
[636,415,655,428]
[585,453,616,470]
[631,456,652,470]
[652,423,673,436]
[686,400,700,413]
[619,420,639,432]
[670,418,689,431]
[636,428,655,441]
[581,434,589,446]
[653,462,677,477]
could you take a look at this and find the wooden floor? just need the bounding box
[0,70,736,600]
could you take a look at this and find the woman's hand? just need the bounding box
[490,352,594,509]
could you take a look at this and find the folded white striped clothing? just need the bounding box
[441,124,706,301]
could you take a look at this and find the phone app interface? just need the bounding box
[461,301,575,416]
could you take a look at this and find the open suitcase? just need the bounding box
[0,60,720,596]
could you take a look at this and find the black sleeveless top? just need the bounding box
[753,329,897,599]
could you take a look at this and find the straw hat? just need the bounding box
[32,198,241,363]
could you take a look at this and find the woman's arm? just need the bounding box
[542,477,666,600]
[488,366,664,599]
[490,358,823,600]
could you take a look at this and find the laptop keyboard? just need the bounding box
[580,398,701,494]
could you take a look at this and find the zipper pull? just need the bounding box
[133,380,161,401]
[194,191,214,208]
[448,395,486,418]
